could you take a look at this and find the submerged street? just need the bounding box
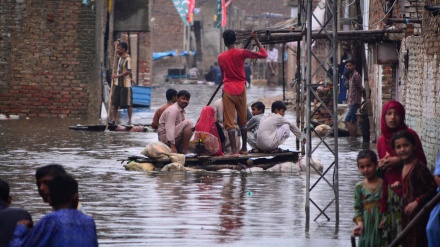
[0,84,372,246]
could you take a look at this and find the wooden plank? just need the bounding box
[126,151,300,170]
[69,124,153,132]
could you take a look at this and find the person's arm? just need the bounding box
[10,217,52,247]
[151,110,161,129]
[352,183,364,236]
[164,110,178,146]
[247,116,258,130]
[287,120,303,140]
[244,31,268,58]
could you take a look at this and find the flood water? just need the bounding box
[0,84,375,246]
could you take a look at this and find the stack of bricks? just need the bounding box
[312,85,334,126]
[0,0,98,117]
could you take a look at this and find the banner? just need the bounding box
[213,0,222,29]
[213,0,232,28]
[172,0,195,26]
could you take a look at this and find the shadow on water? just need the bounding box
[0,84,371,246]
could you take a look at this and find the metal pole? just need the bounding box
[333,0,340,227]
[305,0,312,223]
[282,43,286,101]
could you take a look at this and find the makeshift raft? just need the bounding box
[69,124,154,132]
[124,151,300,171]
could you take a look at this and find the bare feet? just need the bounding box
[239,149,248,155]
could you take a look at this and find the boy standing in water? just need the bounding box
[218,30,267,155]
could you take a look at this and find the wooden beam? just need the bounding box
[235,29,404,45]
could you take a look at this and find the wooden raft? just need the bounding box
[69,124,154,132]
[125,151,300,171]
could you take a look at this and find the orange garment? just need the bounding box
[194,106,223,156]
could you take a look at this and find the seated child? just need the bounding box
[256,101,303,153]
[247,101,265,153]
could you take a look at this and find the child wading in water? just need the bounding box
[390,130,436,247]
[353,149,383,247]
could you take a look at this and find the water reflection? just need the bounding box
[0,84,369,246]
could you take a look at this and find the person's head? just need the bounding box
[47,174,79,210]
[116,42,128,56]
[269,44,275,50]
[166,88,178,102]
[356,150,378,180]
[35,164,67,203]
[271,101,286,116]
[345,59,355,73]
[192,64,196,68]
[391,130,417,162]
[176,90,191,109]
[381,101,406,132]
[0,178,12,205]
[214,62,218,66]
[251,101,265,116]
[222,30,236,47]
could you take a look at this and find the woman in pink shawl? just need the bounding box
[193,106,224,156]
[377,100,426,245]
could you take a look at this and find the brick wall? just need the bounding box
[399,34,440,167]
[0,0,98,117]
[367,0,440,165]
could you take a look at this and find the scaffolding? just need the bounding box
[234,0,404,227]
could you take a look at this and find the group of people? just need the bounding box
[0,164,98,246]
[149,30,305,156]
[352,100,440,247]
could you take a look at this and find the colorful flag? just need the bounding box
[213,0,232,28]
[172,0,195,26]
[213,0,222,29]
[187,0,195,24]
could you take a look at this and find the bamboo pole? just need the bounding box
[388,193,440,247]
[235,29,404,45]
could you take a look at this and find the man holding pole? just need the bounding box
[217,30,267,155]
[111,42,133,125]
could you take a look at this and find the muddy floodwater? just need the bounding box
[0,84,374,246]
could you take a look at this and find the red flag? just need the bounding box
[221,0,226,27]
[187,0,195,24]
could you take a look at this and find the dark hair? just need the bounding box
[391,130,417,150]
[251,101,265,113]
[222,30,236,47]
[356,149,378,165]
[177,90,191,99]
[35,164,66,182]
[48,174,78,206]
[0,179,10,203]
[345,59,355,66]
[214,62,218,66]
[165,89,177,101]
[271,101,286,113]
[118,42,128,51]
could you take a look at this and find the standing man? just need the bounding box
[218,30,267,155]
[158,90,194,154]
[151,89,177,130]
[111,41,133,125]
[343,59,363,139]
